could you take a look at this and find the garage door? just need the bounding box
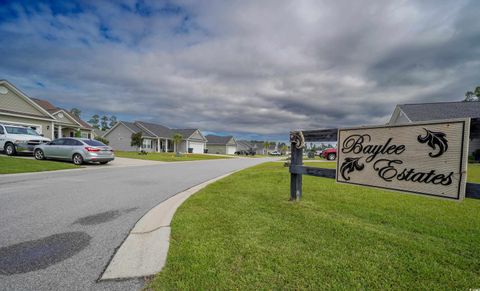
[226,146,236,155]
[189,142,205,154]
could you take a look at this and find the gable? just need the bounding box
[0,84,50,118]
[104,122,136,138]
[53,111,80,126]
[188,130,207,142]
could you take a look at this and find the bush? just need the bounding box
[94,136,110,145]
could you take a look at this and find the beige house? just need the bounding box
[0,80,93,139]
[103,121,207,153]
[205,135,237,154]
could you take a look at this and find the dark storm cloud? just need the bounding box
[0,0,478,139]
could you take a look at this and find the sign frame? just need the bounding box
[335,118,470,201]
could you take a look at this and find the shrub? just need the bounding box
[95,136,110,145]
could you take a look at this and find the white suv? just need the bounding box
[0,124,51,156]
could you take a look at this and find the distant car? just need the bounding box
[0,123,51,156]
[235,150,256,156]
[34,138,114,165]
[321,148,337,160]
[269,151,281,156]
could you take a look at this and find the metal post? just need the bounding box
[289,131,305,201]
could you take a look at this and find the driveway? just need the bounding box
[0,157,277,290]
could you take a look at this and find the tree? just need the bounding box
[70,108,81,118]
[109,115,117,128]
[74,129,82,138]
[172,133,183,155]
[88,114,100,129]
[464,86,480,101]
[131,132,143,152]
[280,144,288,155]
[100,115,109,131]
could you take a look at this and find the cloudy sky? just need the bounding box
[0,0,479,140]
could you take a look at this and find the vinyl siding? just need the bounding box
[53,112,78,126]
[0,86,48,117]
[104,123,141,151]
[188,130,205,141]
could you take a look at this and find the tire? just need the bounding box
[34,149,45,160]
[327,153,336,161]
[72,153,84,165]
[99,161,109,165]
[4,143,16,156]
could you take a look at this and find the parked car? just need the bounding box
[269,151,281,156]
[235,150,256,156]
[0,123,50,156]
[34,138,114,165]
[321,148,337,160]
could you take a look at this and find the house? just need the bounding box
[0,80,93,139]
[93,128,106,138]
[236,140,254,152]
[103,121,207,153]
[389,101,480,154]
[206,135,237,154]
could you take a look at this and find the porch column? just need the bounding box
[58,125,62,138]
[186,140,189,153]
[157,139,160,153]
[165,138,168,152]
[51,122,54,139]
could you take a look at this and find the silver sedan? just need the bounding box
[34,138,115,165]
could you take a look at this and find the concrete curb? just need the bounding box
[99,171,238,280]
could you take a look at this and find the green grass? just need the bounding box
[114,151,232,162]
[0,156,79,174]
[149,162,480,290]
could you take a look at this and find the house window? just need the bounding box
[81,132,89,138]
[143,139,152,149]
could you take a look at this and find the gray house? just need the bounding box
[103,121,207,153]
[206,135,237,154]
[389,101,480,154]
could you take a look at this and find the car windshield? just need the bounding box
[83,139,106,146]
[5,126,40,136]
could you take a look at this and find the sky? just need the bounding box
[0,0,479,141]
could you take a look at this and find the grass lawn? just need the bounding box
[0,156,79,174]
[114,151,232,162]
[149,162,480,290]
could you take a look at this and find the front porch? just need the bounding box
[53,124,92,139]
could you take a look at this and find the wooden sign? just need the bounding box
[336,119,470,200]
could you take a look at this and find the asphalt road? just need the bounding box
[0,157,276,290]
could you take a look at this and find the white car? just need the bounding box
[0,124,51,156]
[269,150,282,156]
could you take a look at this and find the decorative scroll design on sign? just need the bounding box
[290,131,305,149]
[340,157,364,180]
[417,128,448,158]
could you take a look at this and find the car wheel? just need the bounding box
[4,143,16,156]
[34,149,45,160]
[327,153,336,160]
[72,154,83,165]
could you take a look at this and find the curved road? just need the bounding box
[0,157,275,290]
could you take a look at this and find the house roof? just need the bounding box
[206,135,234,145]
[121,121,154,136]
[398,101,480,122]
[135,121,172,137]
[94,128,106,137]
[173,128,198,138]
[31,97,92,129]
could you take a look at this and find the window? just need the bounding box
[50,139,65,145]
[143,139,152,149]
[0,126,4,135]
[5,126,40,136]
[64,139,83,146]
[84,139,106,146]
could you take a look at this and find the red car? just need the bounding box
[321,148,337,160]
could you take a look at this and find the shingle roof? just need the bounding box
[31,97,92,129]
[399,101,480,122]
[206,135,234,145]
[172,128,197,138]
[122,121,154,137]
[135,121,171,137]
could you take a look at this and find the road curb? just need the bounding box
[99,171,238,280]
